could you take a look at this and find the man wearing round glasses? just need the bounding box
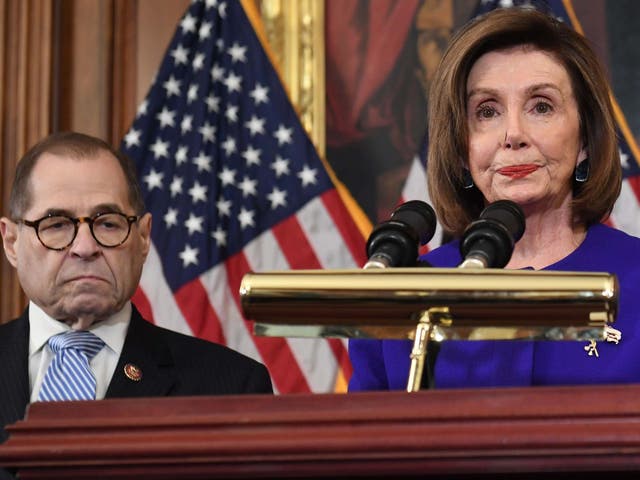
[0,132,272,447]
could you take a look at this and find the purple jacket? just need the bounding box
[349,223,640,390]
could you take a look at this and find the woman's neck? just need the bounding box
[505,204,586,270]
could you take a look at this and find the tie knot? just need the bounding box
[48,331,105,360]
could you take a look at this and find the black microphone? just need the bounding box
[364,200,437,269]
[459,200,525,268]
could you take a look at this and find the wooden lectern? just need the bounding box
[1,385,640,478]
[2,267,633,477]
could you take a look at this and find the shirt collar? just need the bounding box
[28,301,131,357]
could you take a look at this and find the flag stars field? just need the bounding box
[228,42,247,63]
[175,146,189,164]
[242,146,261,166]
[198,122,216,143]
[245,115,265,135]
[156,107,176,128]
[224,72,242,92]
[123,128,141,148]
[180,13,197,33]
[164,208,179,227]
[267,187,287,209]
[188,181,208,203]
[225,105,239,122]
[192,52,206,71]
[187,84,199,103]
[143,169,164,191]
[198,21,213,41]
[185,213,205,235]
[206,94,221,112]
[218,167,235,186]
[193,152,212,172]
[238,176,257,197]
[163,75,181,97]
[271,156,290,177]
[170,176,183,197]
[216,198,231,217]
[297,165,318,187]
[211,226,227,246]
[273,124,293,145]
[221,137,237,155]
[149,139,169,159]
[211,64,225,82]
[250,83,269,104]
[179,244,199,267]
[181,115,193,134]
[170,44,189,65]
[238,207,255,229]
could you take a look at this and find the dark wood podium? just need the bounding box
[2,384,640,478]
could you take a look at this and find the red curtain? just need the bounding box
[326,0,422,161]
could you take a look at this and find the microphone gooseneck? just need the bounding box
[459,200,525,268]
[364,200,437,269]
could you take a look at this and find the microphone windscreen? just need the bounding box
[479,200,525,242]
[390,200,437,246]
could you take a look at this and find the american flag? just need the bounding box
[120,0,367,394]
[400,0,640,244]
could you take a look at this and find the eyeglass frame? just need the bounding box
[16,212,140,251]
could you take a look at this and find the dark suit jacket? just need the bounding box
[0,305,273,446]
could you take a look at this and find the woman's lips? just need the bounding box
[497,164,540,179]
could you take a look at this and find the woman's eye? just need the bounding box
[534,102,552,114]
[476,105,496,119]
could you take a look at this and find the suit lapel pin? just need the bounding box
[124,363,143,381]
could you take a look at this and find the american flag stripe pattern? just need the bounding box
[122,0,366,394]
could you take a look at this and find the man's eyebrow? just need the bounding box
[89,204,126,215]
[37,204,125,218]
[40,208,73,217]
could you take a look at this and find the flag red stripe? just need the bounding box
[321,189,368,267]
[272,216,322,268]
[627,176,640,205]
[272,213,354,382]
[174,279,227,344]
[328,339,353,380]
[225,250,312,393]
[321,189,369,379]
[132,287,155,324]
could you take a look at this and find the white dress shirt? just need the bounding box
[28,301,131,402]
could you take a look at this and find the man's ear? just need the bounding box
[137,213,152,259]
[0,217,19,268]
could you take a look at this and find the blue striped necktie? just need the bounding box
[37,330,105,402]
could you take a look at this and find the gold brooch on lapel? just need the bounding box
[584,326,622,358]
[124,363,143,381]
